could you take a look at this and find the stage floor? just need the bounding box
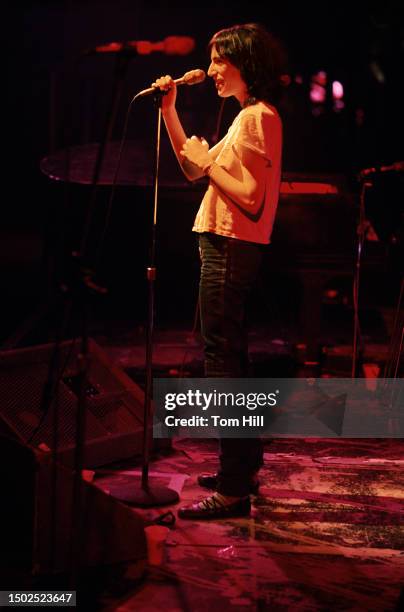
[91,436,404,611]
[3,320,402,609]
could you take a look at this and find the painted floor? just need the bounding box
[5,319,399,611]
[92,436,404,612]
[68,323,403,611]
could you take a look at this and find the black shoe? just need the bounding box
[178,495,251,520]
[197,472,260,495]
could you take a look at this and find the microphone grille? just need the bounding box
[183,69,206,85]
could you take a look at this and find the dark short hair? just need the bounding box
[208,23,288,106]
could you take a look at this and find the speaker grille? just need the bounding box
[0,339,147,466]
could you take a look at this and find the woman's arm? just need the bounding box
[181,138,268,213]
[162,106,205,180]
[162,108,227,181]
[152,75,223,181]
[205,138,226,162]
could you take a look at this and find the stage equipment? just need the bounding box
[0,338,151,468]
[0,435,146,578]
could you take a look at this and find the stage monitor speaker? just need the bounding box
[0,435,147,578]
[0,338,159,468]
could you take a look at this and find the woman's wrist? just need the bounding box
[202,159,217,176]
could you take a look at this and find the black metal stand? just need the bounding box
[351,179,372,378]
[383,275,404,435]
[23,50,128,580]
[111,92,179,507]
[66,50,141,588]
[383,276,404,378]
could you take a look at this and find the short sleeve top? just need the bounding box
[192,101,282,244]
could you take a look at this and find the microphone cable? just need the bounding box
[92,72,206,274]
[91,94,140,272]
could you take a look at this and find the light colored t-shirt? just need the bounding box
[192,101,282,244]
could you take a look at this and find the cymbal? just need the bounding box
[40,140,190,187]
[40,141,344,194]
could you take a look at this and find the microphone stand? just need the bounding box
[112,91,179,506]
[351,179,372,378]
[67,49,135,587]
[7,49,132,585]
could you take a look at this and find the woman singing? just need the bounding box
[152,23,286,519]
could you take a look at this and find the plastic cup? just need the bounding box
[144,525,170,566]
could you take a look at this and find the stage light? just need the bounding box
[332,80,344,100]
[310,71,327,105]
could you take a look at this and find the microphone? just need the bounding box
[134,69,206,99]
[359,161,404,179]
[84,36,195,56]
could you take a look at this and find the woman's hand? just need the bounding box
[180,135,210,171]
[150,75,177,112]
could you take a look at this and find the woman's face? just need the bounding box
[207,45,247,104]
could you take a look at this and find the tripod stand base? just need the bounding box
[112,483,179,507]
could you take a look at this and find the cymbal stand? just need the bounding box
[383,276,404,379]
[382,276,404,434]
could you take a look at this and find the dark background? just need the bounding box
[3,1,404,346]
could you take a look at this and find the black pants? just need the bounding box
[199,232,264,497]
